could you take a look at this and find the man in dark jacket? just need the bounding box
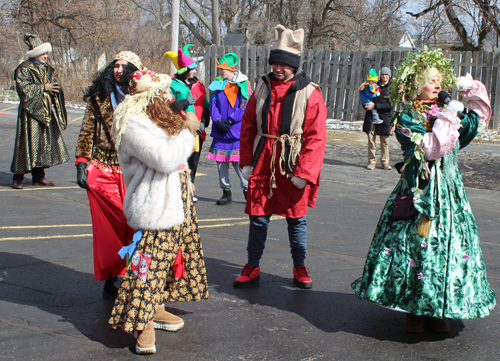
[363,67,394,170]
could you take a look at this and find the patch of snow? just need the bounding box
[477,129,500,142]
[65,102,87,109]
[326,119,363,131]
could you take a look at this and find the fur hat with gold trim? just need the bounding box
[24,32,52,58]
[268,24,304,69]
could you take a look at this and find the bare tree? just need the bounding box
[406,0,500,51]
[211,0,220,45]
[304,0,406,50]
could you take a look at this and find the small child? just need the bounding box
[358,69,382,124]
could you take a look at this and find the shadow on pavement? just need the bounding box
[0,171,13,187]
[323,158,366,168]
[204,257,465,344]
[0,251,466,350]
[0,252,135,349]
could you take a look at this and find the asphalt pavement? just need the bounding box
[1,103,500,361]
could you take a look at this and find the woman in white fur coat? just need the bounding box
[108,70,208,355]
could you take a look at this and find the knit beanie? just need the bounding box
[268,24,304,69]
[367,68,378,82]
[24,32,52,58]
[380,67,391,77]
[163,44,197,75]
[217,52,239,71]
[114,51,145,71]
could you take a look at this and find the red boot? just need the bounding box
[293,266,312,289]
[234,264,260,288]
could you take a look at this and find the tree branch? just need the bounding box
[129,0,171,30]
[178,8,211,46]
[443,0,474,49]
[182,0,213,34]
[406,0,444,19]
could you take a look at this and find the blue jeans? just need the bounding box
[247,215,307,267]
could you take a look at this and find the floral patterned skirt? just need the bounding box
[109,172,209,333]
[206,138,240,162]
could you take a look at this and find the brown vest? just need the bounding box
[251,74,321,171]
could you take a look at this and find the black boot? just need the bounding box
[103,275,119,300]
[216,189,232,205]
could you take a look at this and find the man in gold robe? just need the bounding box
[11,32,69,189]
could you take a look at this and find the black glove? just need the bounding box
[196,122,205,135]
[76,162,89,189]
[178,99,190,111]
[216,120,231,135]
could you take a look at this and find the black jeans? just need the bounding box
[13,168,45,182]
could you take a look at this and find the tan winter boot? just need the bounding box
[153,304,184,332]
[136,321,156,354]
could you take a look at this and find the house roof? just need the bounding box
[223,32,246,46]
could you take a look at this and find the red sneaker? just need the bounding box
[293,266,312,289]
[234,264,260,288]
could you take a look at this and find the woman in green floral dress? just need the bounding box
[352,48,496,333]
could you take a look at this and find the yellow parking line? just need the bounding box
[0,186,80,192]
[0,234,93,242]
[198,217,247,222]
[201,215,282,221]
[0,105,18,111]
[0,216,283,242]
[200,221,249,228]
[199,215,283,226]
[69,115,84,124]
[0,224,92,230]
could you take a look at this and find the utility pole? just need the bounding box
[171,0,179,75]
[212,0,221,46]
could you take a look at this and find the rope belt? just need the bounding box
[258,133,302,198]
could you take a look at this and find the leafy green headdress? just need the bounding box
[388,47,456,104]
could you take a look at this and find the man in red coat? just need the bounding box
[235,24,327,289]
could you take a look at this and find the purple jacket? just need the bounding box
[210,88,247,141]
